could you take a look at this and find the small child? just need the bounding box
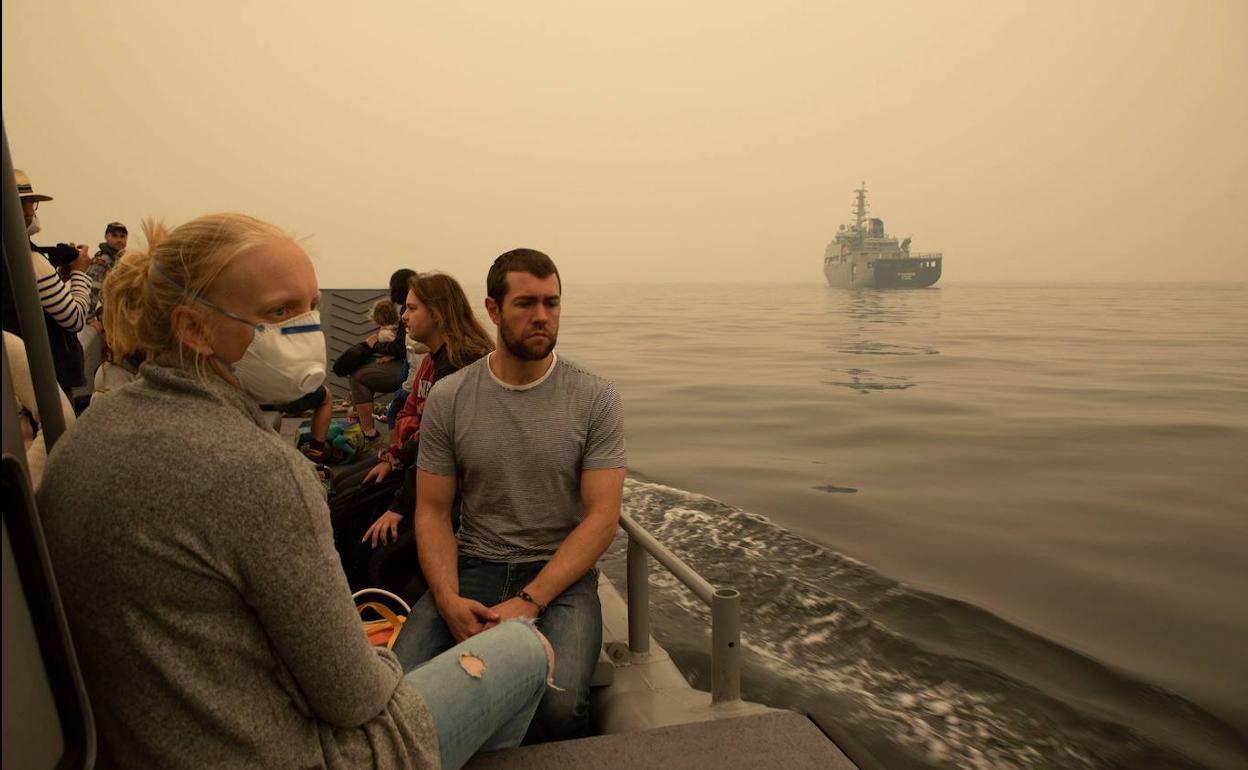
[351,300,402,441]
[369,299,400,344]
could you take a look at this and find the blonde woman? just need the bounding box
[38,214,552,770]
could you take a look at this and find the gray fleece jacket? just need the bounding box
[38,360,438,769]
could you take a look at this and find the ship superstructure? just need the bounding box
[823,183,942,288]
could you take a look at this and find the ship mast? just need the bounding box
[854,182,868,244]
[853,182,863,232]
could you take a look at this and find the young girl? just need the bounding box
[330,272,494,596]
[37,215,550,770]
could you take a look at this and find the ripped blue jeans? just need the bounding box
[405,618,549,770]
[394,558,602,743]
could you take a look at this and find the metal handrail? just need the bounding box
[1,120,69,451]
[619,512,741,704]
[1,109,98,769]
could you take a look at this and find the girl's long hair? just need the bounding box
[409,273,494,368]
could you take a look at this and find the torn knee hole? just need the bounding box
[458,653,486,678]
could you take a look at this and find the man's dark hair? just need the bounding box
[105,222,127,236]
[389,268,417,305]
[486,249,561,306]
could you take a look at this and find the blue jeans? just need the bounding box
[406,619,549,770]
[393,558,602,743]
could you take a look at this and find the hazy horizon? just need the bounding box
[4,1,1245,287]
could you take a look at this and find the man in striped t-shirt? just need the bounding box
[393,249,627,743]
[1,170,92,395]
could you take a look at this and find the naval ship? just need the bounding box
[823,184,942,288]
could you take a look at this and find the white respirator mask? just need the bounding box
[225,311,327,404]
[153,264,327,404]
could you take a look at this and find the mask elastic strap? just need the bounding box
[211,354,237,374]
[150,262,261,331]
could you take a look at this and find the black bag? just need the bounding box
[329,469,404,590]
[332,341,373,377]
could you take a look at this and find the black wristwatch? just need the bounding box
[515,589,546,615]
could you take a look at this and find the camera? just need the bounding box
[34,243,81,269]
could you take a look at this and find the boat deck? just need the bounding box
[465,709,856,769]
[466,572,862,769]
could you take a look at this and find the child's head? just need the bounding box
[368,298,400,328]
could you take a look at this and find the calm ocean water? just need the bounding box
[556,282,1248,769]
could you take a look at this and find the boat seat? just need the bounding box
[2,344,95,769]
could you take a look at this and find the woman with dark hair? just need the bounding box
[331,272,494,598]
[348,267,418,439]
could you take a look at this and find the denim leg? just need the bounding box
[393,558,601,742]
[405,619,550,770]
[457,558,511,607]
[391,590,454,672]
[525,567,602,743]
[391,558,509,672]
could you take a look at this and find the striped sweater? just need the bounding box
[31,248,91,332]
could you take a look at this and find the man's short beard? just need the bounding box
[501,324,556,361]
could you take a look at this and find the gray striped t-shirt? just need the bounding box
[417,353,627,562]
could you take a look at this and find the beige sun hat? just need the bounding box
[14,169,53,202]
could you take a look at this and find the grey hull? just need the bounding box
[823,255,941,289]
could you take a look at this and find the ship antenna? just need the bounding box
[854,181,868,236]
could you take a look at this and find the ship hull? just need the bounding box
[870,257,941,288]
[823,254,941,289]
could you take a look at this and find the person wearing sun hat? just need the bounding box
[1,169,93,395]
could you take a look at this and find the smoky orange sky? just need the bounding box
[4,1,1246,286]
